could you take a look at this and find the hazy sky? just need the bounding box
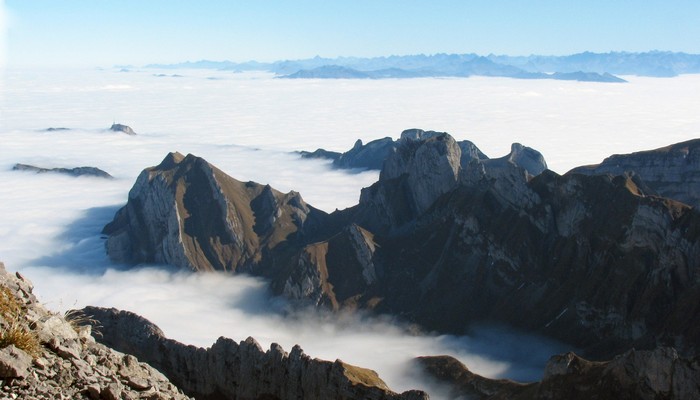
[2,0,700,67]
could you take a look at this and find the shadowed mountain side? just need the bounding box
[80,306,429,400]
[103,133,700,360]
[569,138,700,208]
[415,348,700,400]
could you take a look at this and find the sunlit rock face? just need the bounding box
[569,138,700,208]
[103,132,700,359]
[82,306,429,400]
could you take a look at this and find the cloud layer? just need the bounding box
[1,69,699,397]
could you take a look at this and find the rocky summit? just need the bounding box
[103,151,327,273]
[103,131,700,362]
[0,262,191,400]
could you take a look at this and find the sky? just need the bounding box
[2,0,700,67]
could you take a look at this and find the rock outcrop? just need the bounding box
[570,138,700,208]
[110,123,136,135]
[103,152,326,273]
[12,163,113,179]
[0,262,191,399]
[103,132,700,360]
[416,347,700,400]
[80,306,428,400]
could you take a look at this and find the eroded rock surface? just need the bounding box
[81,306,428,400]
[0,262,191,400]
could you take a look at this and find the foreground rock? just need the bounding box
[12,163,113,179]
[80,306,428,400]
[570,138,700,208]
[103,131,700,359]
[416,347,700,400]
[0,262,191,399]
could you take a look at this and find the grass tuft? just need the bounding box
[0,285,42,357]
[64,309,101,336]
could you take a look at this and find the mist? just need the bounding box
[1,68,699,398]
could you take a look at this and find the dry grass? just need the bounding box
[64,309,101,336]
[0,285,42,357]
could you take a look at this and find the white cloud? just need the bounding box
[1,68,699,398]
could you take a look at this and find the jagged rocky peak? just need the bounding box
[103,151,323,273]
[569,138,700,208]
[379,130,462,212]
[81,306,429,400]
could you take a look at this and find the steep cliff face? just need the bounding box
[80,306,428,400]
[103,152,325,273]
[0,263,191,400]
[569,138,700,208]
[376,170,700,357]
[416,348,700,400]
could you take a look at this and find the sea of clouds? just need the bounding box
[1,68,699,397]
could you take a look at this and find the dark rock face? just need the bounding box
[110,123,136,135]
[103,133,700,360]
[416,348,700,400]
[81,306,428,400]
[569,138,700,208]
[12,163,113,179]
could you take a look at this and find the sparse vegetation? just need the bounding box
[64,308,101,336]
[0,285,42,357]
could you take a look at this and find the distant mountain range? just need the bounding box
[144,51,700,82]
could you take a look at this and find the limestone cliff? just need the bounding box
[80,306,428,400]
[569,138,700,208]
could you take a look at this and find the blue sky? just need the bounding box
[2,0,700,67]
